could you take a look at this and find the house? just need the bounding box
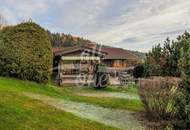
[53,46,103,75]
[93,46,142,70]
[53,44,142,84]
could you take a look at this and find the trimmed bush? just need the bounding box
[0,22,53,83]
[138,77,181,121]
[93,63,109,88]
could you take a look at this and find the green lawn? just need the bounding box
[0,77,144,130]
[0,77,143,111]
[66,84,139,94]
[61,86,142,111]
[0,91,118,130]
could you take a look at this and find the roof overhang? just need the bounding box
[54,46,106,57]
[61,56,100,61]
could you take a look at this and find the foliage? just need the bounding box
[144,32,190,77]
[133,64,144,78]
[139,77,181,121]
[174,32,190,129]
[143,59,156,77]
[93,64,109,88]
[142,31,190,129]
[0,22,53,83]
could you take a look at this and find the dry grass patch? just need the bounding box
[138,77,181,129]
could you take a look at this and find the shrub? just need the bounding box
[143,58,162,77]
[93,63,109,88]
[0,22,53,83]
[174,80,190,129]
[174,34,190,129]
[133,64,144,78]
[138,77,181,121]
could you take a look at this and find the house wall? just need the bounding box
[103,59,126,68]
[113,60,126,68]
[103,59,140,69]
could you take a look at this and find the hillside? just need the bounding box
[47,31,91,48]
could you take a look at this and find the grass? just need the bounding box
[0,91,118,130]
[67,84,139,94]
[61,86,142,111]
[0,77,143,111]
[0,77,144,130]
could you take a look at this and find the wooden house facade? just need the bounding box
[53,45,142,84]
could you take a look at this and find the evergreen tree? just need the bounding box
[144,44,162,76]
[144,32,190,77]
[175,32,190,128]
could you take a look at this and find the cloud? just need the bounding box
[0,0,49,23]
[87,0,190,51]
[0,0,190,52]
[50,0,111,35]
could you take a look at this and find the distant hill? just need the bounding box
[48,31,146,60]
[127,50,146,60]
[47,31,91,48]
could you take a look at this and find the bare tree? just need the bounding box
[0,14,7,29]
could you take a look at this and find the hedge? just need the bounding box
[0,22,53,83]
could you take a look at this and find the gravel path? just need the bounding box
[76,92,140,100]
[24,93,145,130]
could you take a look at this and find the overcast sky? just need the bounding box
[1,0,190,52]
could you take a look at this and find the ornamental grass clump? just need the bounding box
[138,77,181,121]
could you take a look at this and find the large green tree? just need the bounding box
[0,22,53,83]
[174,32,190,128]
[144,32,190,77]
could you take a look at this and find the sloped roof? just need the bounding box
[53,48,65,54]
[86,44,141,60]
[53,45,141,62]
[53,46,105,57]
[100,47,140,60]
[53,46,82,56]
